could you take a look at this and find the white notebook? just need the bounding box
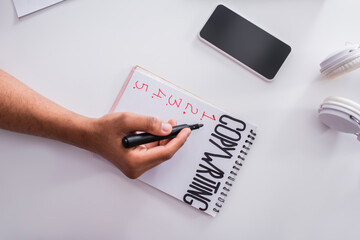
[111,66,257,217]
[12,0,65,17]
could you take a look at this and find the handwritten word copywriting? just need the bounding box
[183,114,246,211]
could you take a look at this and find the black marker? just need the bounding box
[122,123,204,148]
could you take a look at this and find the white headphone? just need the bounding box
[318,96,360,141]
[318,44,360,141]
[320,43,360,79]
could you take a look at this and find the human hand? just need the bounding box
[0,69,190,178]
[88,112,191,178]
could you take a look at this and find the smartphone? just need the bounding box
[199,5,291,81]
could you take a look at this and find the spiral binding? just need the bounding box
[213,129,257,213]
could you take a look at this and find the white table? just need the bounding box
[1,0,360,239]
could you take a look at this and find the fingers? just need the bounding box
[159,119,177,146]
[121,112,172,136]
[134,128,191,175]
[106,112,192,178]
[144,119,177,148]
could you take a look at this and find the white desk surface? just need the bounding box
[1,0,360,239]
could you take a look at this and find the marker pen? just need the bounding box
[122,123,203,148]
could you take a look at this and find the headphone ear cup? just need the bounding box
[320,43,360,79]
[322,96,360,113]
[324,56,360,79]
[319,96,360,135]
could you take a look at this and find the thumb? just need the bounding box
[122,113,173,136]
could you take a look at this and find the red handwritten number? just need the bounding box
[185,103,198,114]
[168,95,182,108]
[134,81,216,120]
[153,88,166,99]
[201,112,216,121]
[134,81,148,92]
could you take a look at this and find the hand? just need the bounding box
[88,112,191,178]
[0,69,190,178]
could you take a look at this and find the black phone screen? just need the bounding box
[200,5,291,80]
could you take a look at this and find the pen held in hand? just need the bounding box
[122,123,204,148]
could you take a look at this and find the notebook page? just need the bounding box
[113,66,256,216]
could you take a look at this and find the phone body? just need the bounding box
[199,5,291,81]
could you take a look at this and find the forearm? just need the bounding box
[0,69,94,150]
[0,69,190,178]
